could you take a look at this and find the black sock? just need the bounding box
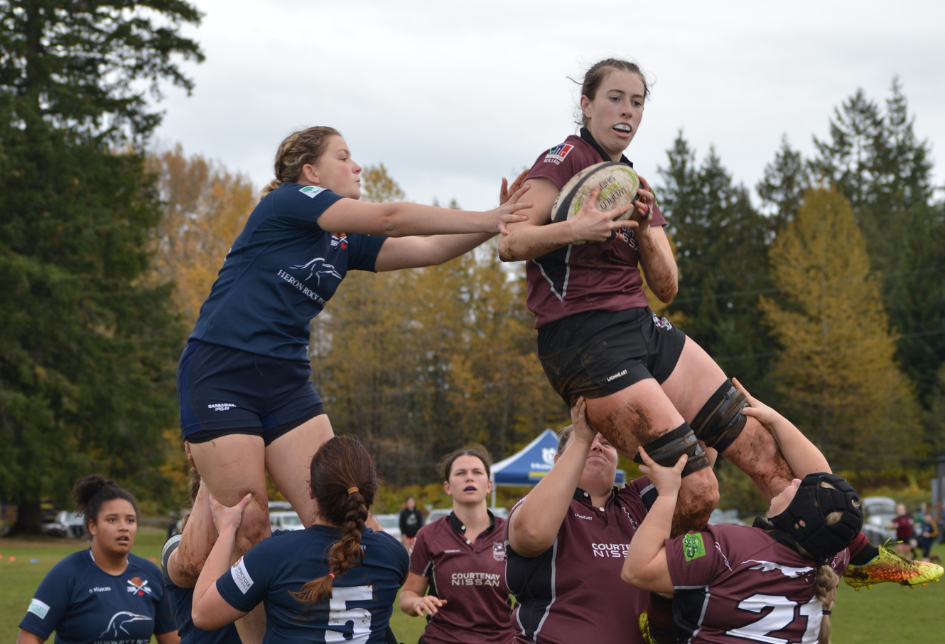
[849,533,880,566]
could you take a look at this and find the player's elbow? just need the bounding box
[656,282,677,304]
[508,521,553,558]
[191,601,211,630]
[498,236,518,262]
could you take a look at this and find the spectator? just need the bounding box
[887,504,915,560]
[399,497,424,551]
[916,513,938,560]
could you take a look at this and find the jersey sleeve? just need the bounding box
[161,534,182,586]
[526,141,598,190]
[216,540,277,613]
[346,233,386,272]
[275,184,345,230]
[18,558,77,638]
[409,524,434,577]
[650,202,667,227]
[664,528,728,589]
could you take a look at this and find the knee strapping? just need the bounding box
[634,422,710,477]
[691,379,747,453]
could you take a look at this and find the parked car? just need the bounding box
[374,514,402,540]
[270,511,305,532]
[861,496,898,546]
[41,511,87,538]
[426,508,452,524]
[268,501,293,512]
[708,509,744,526]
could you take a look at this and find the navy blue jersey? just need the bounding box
[216,525,409,643]
[19,549,176,644]
[161,534,240,644]
[190,183,387,362]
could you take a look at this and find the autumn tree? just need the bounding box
[759,188,922,475]
[0,0,202,532]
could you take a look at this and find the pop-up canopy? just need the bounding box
[490,429,626,507]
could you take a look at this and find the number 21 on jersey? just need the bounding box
[726,594,822,644]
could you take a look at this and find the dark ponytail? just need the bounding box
[291,436,378,605]
[73,475,139,530]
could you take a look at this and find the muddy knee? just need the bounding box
[672,467,720,535]
[233,500,270,558]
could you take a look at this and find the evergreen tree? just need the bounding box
[0,0,202,533]
[759,188,923,475]
[756,135,810,232]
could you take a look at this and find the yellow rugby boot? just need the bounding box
[843,542,944,590]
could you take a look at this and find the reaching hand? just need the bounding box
[637,446,687,498]
[413,595,447,617]
[570,397,596,447]
[732,377,781,429]
[500,169,529,205]
[208,493,252,537]
[627,175,656,236]
[569,187,634,243]
[485,183,531,235]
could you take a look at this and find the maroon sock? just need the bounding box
[646,593,676,644]
[849,532,879,566]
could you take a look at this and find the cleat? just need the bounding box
[843,542,944,590]
[638,613,657,644]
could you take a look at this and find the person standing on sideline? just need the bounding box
[887,504,915,559]
[399,497,424,551]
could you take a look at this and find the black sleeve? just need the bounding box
[416,510,425,527]
[399,510,408,534]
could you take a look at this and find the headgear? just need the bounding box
[768,473,863,564]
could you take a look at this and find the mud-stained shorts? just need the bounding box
[537,307,687,407]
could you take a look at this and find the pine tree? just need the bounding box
[756,135,810,232]
[759,188,923,474]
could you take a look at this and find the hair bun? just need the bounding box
[73,475,115,512]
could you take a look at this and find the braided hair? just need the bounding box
[262,126,341,197]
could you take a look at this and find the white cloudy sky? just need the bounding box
[155,0,945,211]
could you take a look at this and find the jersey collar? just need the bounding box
[448,509,496,535]
[580,127,633,167]
[573,486,619,503]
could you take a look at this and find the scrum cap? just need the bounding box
[768,472,863,564]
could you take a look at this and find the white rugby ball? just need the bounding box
[550,161,640,244]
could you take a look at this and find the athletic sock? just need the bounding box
[646,593,676,644]
[849,532,879,565]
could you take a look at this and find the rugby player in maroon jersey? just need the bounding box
[400,445,514,644]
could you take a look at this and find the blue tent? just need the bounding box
[490,429,626,507]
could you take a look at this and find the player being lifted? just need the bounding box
[497,57,942,593]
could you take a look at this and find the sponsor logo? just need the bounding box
[100,611,151,639]
[330,233,349,249]
[541,448,556,465]
[543,143,574,165]
[573,512,593,521]
[606,369,628,382]
[683,534,706,562]
[207,403,237,412]
[444,549,461,553]
[27,598,50,619]
[126,577,151,596]
[291,257,343,286]
[276,270,328,307]
[451,572,501,587]
[231,557,254,594]
[299,185,326,198]
[89,586,113,593]
[592,543,630,558]
[617,228,638,249]
[493,542,505,562]
[620,507,639,529]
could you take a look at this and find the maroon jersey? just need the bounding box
[503,478,656,644]
[891,515,913,540]
[524,132,667,329]
[410,511,514,644]
[665,524,850,644]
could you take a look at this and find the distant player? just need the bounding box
[400,445,514,644]
[191,436,408,643]
[399,496,424,551]
[17,476,178,644]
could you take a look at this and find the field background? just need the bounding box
[1,528,942,643]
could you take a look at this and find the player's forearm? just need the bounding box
[765,415,830,476]
[509,439,591,555]
[498,221,576,261]
[622,495,675,588]
[192,528,237,619]
[637,230,677,302]
[172,485,216,587]
[399,590,422,616]
[381,203,493,237]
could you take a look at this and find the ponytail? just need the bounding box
[291,436,378,605]
[813,564,839,644]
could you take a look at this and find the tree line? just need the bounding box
[1,2,943,532]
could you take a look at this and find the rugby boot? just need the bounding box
[638,613,658,644]
[843,542,944,590]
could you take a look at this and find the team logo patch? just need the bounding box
[652,314,673,330]
[683,533,706,561]
[231,557,254,594]
[27,598,50,619]
[493,542,505,562]
[330,233,348,249]
[101,612,150,638]
[543,143,574,165]
[299,185,325,198]
[126,576,152,596]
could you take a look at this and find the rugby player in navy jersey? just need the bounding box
[400,445,514,644]
[191,436,409,643]
[18,476,178,644]
[621,388,864,644]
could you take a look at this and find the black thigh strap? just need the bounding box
[633,423,710,477]
[691,379,748,454]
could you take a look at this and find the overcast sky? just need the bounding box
[155,0,945,212]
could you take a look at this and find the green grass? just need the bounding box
[1,531,940,643]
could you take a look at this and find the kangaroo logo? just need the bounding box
[291,257,343,286]
[100,612,150,637]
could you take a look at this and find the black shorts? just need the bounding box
[537,307,686,407]
[177,340,325,445]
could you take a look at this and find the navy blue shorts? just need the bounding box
[177,340,324,445]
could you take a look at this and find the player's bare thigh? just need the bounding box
[264,413,335,528]
[187,433,271,559]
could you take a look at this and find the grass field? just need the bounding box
[1,528,941,643]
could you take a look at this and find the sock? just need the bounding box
[646,593,676,644]
[849,532,879,566]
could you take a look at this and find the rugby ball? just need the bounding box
[550,162,640,244]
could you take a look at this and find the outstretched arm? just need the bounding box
[620,448,685,594]
[192,494,252,631]
[508,398,595,557]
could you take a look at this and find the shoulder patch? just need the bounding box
[230,556,254,594]
[682,533,706,562]
[543,143,574,165]
[299,185,326,198]
[28,598,50,620]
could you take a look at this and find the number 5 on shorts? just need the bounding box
[326,585,373,643]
